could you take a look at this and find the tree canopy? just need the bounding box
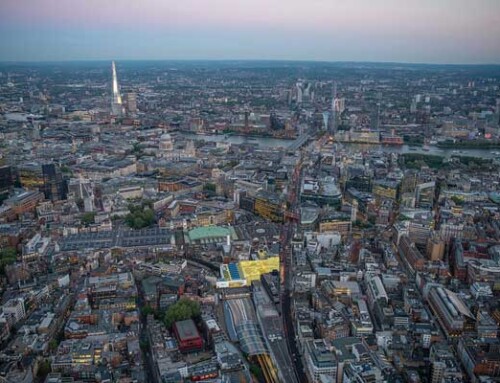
[81,212,96,226]
[131,142,144,159]
[37,360,51,378]
[125,202,155,229]
[49,339,58,351]
[0,247,17,276]
[451,195,465,206]
[141,305,155,317]
[204,183,216,191]
[163,298,201,328]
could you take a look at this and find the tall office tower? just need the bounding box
[322,111,330,131]
[296,85,303,104]
[410,100,418,114]
[244,109,250,131]
[41,163,68,201]
[125,92,137,113]
[330,82,337,134]
[0,165,19,195]
[374,92,382,130]
[32,122,40,140]
[335,98,346,113]
[496,98,500,127]
[111,61,123,116]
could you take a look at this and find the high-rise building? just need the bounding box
[322,111,330,131]
[334,98,345,114]
[125,92,137,113]
[410,100,418,114]
[111,61,123,116]
[304,339,337,383]
[41,163,67,201]
[496,98,500,127]
[430,361,446,383]
[415,181,435,209]
[330,82,337,134]
[426,232,445,261]
[296,83,303,104]
[68,178,95,212]
[0,165,19,195]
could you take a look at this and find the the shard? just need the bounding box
[111,61,123,116]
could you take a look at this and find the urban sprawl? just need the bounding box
[0,61,500,383]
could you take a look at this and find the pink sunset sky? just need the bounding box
[1,0,499,63]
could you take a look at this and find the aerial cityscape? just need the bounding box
[1,1,500,383]
[1,57,500,383]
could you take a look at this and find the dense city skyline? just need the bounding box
[2,1,500,382]
[1,40,500,383]
[1,0,500,63]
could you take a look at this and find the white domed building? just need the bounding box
[157,132,196,161]
[158,132,181,161]
[159,133,174,153]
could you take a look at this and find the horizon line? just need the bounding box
[1,58,500,67]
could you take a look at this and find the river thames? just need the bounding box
[181,133,498,159]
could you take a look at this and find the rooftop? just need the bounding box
[174,319,201,341]
[187,225,237,242]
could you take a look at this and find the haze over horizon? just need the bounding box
[1,0,500,64]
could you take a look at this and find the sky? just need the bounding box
[0,0,499,64]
